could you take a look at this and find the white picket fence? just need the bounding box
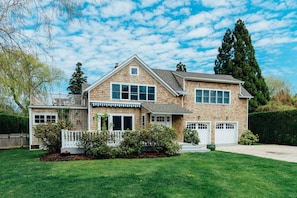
[61,129,126,149]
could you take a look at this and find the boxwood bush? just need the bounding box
[249,110,297,145]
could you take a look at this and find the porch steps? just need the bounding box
[178,142,210,153]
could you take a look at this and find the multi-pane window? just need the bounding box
[226,123,235,129]
[156,116,165,122]
[198,123,208,129]
[34,114,57,124]
[196,89,230,105]
[216,123,224,129]
[112,83,156,101]
[98,114,133,131]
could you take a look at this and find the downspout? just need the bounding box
[246,98,249,130]
[29,107,32,150]
[87,90,91,131]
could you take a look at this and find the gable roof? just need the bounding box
[84,55,179,96]
[84,54,250,98]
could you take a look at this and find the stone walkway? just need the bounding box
[216,144,297,163]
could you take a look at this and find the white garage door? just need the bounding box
[186,122,210,145]
[215,123,237,144]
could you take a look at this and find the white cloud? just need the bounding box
[162,0,190,9]
[100,0,136,18]
[186,27,213,39]
[248,19,289,32]
[21,0,297,94]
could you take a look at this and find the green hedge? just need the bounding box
[0,113,29,134]
[249,110,297,146]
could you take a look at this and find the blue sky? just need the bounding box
[26,0,297,94]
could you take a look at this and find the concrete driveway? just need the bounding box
[216,144,297,163]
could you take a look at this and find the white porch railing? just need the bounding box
[61,129,126,148]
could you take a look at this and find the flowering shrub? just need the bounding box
[183,128,200,145]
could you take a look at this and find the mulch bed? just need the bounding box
[40,153,94,162]
[40,152,173,162]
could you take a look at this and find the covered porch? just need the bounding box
[141,103,192,141]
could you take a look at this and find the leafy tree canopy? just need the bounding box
[0,50,65,115]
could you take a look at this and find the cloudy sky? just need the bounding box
[29,0,297,94]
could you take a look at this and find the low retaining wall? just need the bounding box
[0,133,29,149]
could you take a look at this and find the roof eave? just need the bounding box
[185,77,243,84]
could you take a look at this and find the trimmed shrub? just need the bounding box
[79,131,114,159]
[183,128,200,145]
[34,120,67,153]
[239,130,259,145]
[80,125,181,158]
[0,113,29,134]
[119,125,180,156]
[249,110,297,146]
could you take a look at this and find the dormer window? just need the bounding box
[130,66,138,75]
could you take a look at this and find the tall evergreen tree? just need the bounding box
[67,62,87,94]
[214,28,233,74]
[214,19,270,112]
[176,62,187,72]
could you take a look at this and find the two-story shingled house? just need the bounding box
[29,55,252,151]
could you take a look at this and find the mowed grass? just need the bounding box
[0,149,296,198]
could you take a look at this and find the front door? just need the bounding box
[151,114,172,127]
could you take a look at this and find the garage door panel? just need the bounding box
[215,123,237,144]
[187,122,210,145]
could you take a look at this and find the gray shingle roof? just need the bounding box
[142,102,192,115]
[151,69,253,98]
[240,86,253,98]
[152,69,183,92]
[152,69,244,94]
[173,71,243,84]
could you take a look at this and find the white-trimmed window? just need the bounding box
[34,114,57,124]
[130,66,139,75]
[97,114,134,131]
[150,114,172,127]
[142,114,146,128]
[196,89,230,105]
[111,83,156,101]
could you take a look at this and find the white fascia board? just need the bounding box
[185,77,244,84]
[28,105,87,110]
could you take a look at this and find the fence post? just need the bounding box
[61,129,68,148]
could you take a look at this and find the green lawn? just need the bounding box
[0,149,296,198]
